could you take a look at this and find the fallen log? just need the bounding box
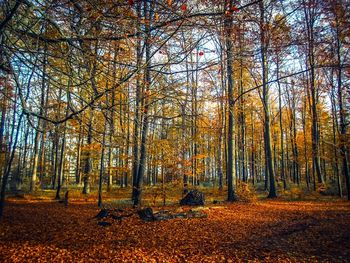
[137,207,208,221]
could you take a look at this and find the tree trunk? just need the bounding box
[276,58,286,189]
[82,116,93,195]
[303,1,323,184]
[75,123,82,185]
[225,0,237,202]
[0,112,23,218]
[133,0,152,206]
[98,123,107,207]
[260,0,277,198]
[332,15,350,200]
[55,125,66,200]
[330,85,341,197]
[131,0,142,203]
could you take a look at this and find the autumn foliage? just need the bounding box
[0,0,350,261]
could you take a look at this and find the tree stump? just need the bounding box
[137,207,155,221]
[94,209,109,219]
[180,190,205,206]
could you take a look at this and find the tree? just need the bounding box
[259,0,277,198]
[224,0,238,202]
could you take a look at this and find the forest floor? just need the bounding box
[0,195,350,262]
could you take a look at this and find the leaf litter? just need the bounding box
[0,200,349,262]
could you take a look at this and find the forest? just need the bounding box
[0,0,350,262]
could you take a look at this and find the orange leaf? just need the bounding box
[231,6,239,12]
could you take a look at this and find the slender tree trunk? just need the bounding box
[0,112,23,218]
[251,111,256,185]
[0,76,8,170]
[225,0,237,201]
[75,123,82,185]
[260,1,277,198]
[125,94,130,188]
[39,130,46,186]
[132,0,142,202]
[239,40,246,183]
[39,82,50,186]
[98,123,107,207]
[217,130,223,190]
[52,128,59,190]
[107,49,117,190]
[303,1,323,184]
[302,98,310,190]
[331,88,341,197]
[337,54,349,200]
[50,136,56,189]
[20,125,30,188]
[82,115,93,195]
[217,44,225,190]
[133,0,152,206]
[276,59,286,189]
[31,127,40,192]
[31,42,47,191]
[55,124,66,200]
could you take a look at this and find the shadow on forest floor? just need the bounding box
[0,197,349,262]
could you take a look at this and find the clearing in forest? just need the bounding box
[0,199,349,262]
